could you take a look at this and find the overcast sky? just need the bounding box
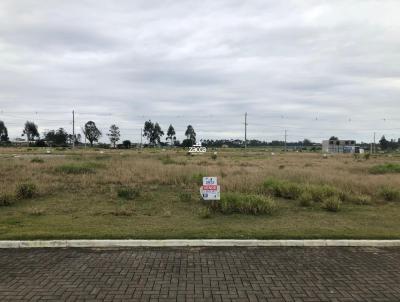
[1,0,400,143]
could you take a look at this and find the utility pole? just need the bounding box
[140,128,143,148]
[72,110,75,149]
[244,112,248,150]
[284,129,287,152]
[370,137,373,154]
[373,132,376,154]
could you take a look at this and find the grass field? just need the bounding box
[1,147,400,240]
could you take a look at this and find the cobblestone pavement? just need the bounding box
[0,247,400,301]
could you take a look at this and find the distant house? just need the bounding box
[322,139,357,153]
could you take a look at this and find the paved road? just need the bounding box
[0,247,399,301]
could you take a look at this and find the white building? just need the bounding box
[322,139,357,153]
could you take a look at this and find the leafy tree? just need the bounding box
[185,125,196,146]
[122,140,131,149]
[152,123,164,145]
[22,121,39,144]
[166,124,176,145]
[329,136,338,140]
[303,139,312,146]
[143,120,154,144]
[0,121,9,142]
[142,120,164,145]
[83,121,101,147]
[45,128,69,146]
[380,135,389,150]
[107,124,120,148]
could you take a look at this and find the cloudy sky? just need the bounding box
[1,0,400,143]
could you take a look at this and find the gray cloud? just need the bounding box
[1,0,400,143]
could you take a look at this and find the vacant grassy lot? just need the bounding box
[1,147,400,239]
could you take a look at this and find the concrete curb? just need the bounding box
[1,240,400,248]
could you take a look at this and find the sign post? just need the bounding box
[200,177,220,200]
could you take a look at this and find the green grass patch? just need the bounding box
[214,192,276,215]
[370,163,400,174]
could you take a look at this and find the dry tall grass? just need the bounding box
[1,148,400,198]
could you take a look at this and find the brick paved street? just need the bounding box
[0,247,399,301]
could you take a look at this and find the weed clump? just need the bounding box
[378,187,400,202]
[198,207,212,219]
[16,183,37,199]
[117,187,141,200]
[345,194,372,205]
[191,173,205,185]
[211,153,217,160]
[298,191,313,207]
[0,193,15,206]
[323,197,342,212]
[263,178,303,199]
[308,185,339,203]
[216,193,276,215]
[178,191,192,202]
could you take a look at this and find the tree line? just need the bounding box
[0,120,198,148]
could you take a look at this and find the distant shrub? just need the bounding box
[16,183,37,199]
[217,193,276,215]
[378,187,400,202]
[364,153,370,160]
[0,193,15,206]
[178,191,192,202]
[30,157,44,163]
[198,207,212,219]
[211,153,217,160]
[55,162,104,174]
[369,163,400,174]
[35,140,47,147]
[323,197,342,212]
[117,187,141,200]
[298,191,313,207]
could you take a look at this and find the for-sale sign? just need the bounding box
[200,177,220,200]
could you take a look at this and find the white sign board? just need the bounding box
[200,177,220,200]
